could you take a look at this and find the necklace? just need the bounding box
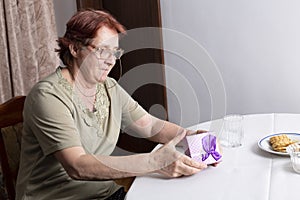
[74,83,98,97]
[67,68,99,97]
[58,67,110,126]
[67,67,99,112]
[80,93,97,112]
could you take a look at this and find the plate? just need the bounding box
[258,133,300,156]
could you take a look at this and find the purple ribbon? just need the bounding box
[202,134,222,162]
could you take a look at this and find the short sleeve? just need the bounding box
[112,82,148,130]
[24,83,81,156]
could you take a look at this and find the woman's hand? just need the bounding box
[150,130,207,178]
[176,129,207,147]
[186,129,207,136]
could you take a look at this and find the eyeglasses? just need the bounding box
[89,44,124,60]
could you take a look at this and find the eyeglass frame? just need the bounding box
[81,44,123,89]
[88,44,124,60]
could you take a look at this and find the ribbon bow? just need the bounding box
[202,134,222,162]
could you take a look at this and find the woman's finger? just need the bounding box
[157,168,183,178]
[186,129,208,136]
[158,155,207,177]
[180,155,207,169]
[196,129,207,134]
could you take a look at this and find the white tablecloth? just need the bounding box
[126,113,300,200]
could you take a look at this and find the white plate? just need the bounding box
[258,133,300,156]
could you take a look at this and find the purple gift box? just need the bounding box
[183,132,222,164]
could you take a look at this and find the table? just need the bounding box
[126,113,300,200]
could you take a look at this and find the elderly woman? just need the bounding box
[16,9,207,200]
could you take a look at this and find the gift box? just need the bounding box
[183,132,222,165]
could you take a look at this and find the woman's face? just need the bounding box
[76,26,119,85]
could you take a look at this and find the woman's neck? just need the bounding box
[61,67,98,112]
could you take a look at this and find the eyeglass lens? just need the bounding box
[95,48,123,60]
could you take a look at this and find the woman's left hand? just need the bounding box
[186,129,207,136]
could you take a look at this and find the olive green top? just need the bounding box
[16,67,147,200]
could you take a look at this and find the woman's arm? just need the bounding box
[124,113,203,144]
[54,131,207,180]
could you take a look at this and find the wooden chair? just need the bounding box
[0,96,26,200]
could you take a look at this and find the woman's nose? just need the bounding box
[104,56,115,66]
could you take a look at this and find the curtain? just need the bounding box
[0,0,59,103]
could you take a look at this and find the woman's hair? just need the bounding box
[56,9,126,67]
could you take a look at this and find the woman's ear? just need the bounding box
[69,44,78,58]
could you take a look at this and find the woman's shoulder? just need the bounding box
[28,67,70,98]
[105,76,118,86]
[104,77,122,92]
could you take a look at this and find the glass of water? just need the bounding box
[219,114,244,148]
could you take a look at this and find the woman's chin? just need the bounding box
[98,75,108,83]
[97,69,112,82]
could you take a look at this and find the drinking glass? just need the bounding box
[219,114,244,148]
[287,143,300,173]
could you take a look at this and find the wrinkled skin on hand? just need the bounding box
[92,129,208,177]
[151,130,207,178]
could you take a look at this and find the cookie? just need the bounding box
[269,134,297,153]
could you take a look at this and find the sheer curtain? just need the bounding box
[0,0,59,103]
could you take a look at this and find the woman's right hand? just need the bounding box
[150,130,207,178]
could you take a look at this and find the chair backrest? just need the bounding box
[0,96,26,200]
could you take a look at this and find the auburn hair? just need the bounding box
[56,9,126,67]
